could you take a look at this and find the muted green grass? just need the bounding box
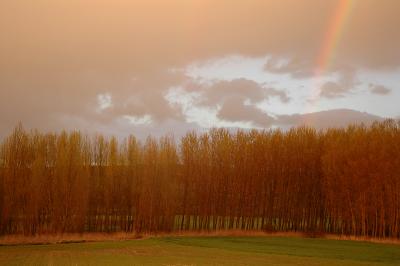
[1,236,400,265]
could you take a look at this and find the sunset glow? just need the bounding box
[0,0,398,137]
[0,1,400,263]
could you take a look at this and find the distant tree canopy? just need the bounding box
[0,120,399,238]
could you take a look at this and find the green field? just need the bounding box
[1,236,400,265]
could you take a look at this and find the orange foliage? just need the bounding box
[0,121,399,238]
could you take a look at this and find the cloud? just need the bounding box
[266,87,291,103]
[200,78,290,106]
[276,109,384,130]
[217,96,275,127]
[319,82,348,98]
[0,0,399,136]
[187,78,288,127]
[97,93,113,112]
[2,1,399,75]
[123,114,152,125]
[264,57,315,78]
[202,79,265,105]
[369,84,391,95]
[0,68,186,136]
[166,78,287,128]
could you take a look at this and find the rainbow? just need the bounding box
[315,0,356,76]
[305,0,356,116]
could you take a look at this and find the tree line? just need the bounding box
[0,121,399,238]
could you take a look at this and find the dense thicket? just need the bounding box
[0,121,399,238]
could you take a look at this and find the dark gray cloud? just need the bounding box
[369,84,391,95]
[217,96,275,127]
[200,78,290,106]
[192,78,288,126]
[319,66,359,98]
[319,81,348,98]
[202,79,266,105]
[276,109,384,130]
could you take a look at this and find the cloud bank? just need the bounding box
[0,0,399,138]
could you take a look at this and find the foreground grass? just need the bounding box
[0,236,400,265]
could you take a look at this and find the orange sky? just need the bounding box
[0,0,399,138]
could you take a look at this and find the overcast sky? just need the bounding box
[1,0,399,139]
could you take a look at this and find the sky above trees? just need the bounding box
[0,0,399,138]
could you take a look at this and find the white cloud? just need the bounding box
[123,114,152,125]
[97,93,113,112]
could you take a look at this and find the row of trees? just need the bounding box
[0,121,399,238]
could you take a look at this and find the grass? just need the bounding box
[0,236,400,265]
